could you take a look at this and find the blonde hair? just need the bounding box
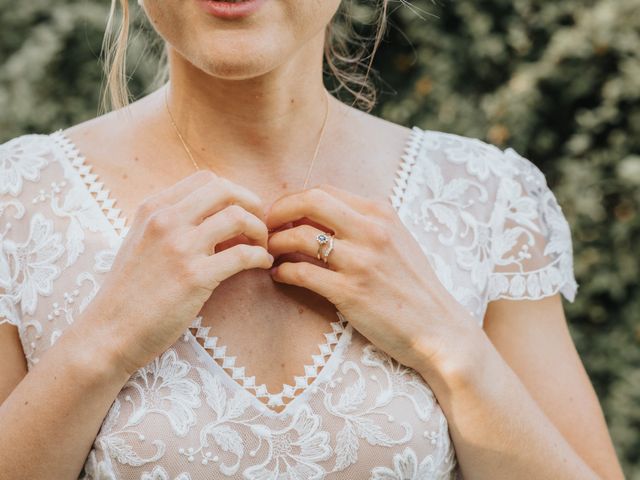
[99,0,390,114]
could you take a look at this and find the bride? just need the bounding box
[0,0,624,478]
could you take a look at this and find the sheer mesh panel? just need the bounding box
[1,127,579,478]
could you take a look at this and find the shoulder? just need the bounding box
[407,128,560,215]
[0,131,64,197]
[401,128,578,320]
[0,126,108,201]
[416,128,538,183]
[0,132,68,327]
[398,128,529,221]
[0,101,135,199]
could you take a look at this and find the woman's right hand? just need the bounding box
[75,169,274,377]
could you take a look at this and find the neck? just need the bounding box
[160,32,339,187]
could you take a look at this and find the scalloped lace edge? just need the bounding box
[49,129,130,239]
[188,312,349,410]
[487,253,579,302]
[389,126,424,212]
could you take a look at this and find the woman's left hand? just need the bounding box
[264,184,480,378]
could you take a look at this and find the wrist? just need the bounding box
[57,306,136,385]
[412,317,492,398]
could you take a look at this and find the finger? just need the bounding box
[313,183,393,219]
[268,224,345,269]
[191,204,269,252]
[173,176,265,225]
[136,169,217,219]
[265,187,366,238]
[198,243,274,288]
[270,260,344,302]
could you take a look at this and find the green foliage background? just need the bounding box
[1,0,638,476]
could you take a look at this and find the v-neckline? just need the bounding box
[185,311,354,418]
[50,125,426,241]
[48,124,427,417]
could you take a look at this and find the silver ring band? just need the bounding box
[316,232,334,263]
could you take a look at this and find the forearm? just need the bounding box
[416,325,600,480]
[0,310,131,479]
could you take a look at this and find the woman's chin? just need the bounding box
[189,46,283,79]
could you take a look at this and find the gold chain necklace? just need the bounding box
[163,83,331,190]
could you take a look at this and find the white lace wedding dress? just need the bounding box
[0,126,578,479]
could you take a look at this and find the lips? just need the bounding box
[197,0,268,19]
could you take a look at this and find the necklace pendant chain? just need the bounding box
[164,83,332,191]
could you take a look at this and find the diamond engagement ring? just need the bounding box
[316,232,334,263]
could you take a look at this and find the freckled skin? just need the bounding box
[140,0,342,81]
[61,0,414,416]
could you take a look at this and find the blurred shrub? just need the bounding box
[369,1,639,475]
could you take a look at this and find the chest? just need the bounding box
[32,189,460,479]
[12,131,467,479]
[59,133,418,417]
[193,266,352,414]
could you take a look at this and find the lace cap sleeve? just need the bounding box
[487,147,579,303]
[0,134,60,327]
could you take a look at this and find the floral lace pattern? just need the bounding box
[0,126,578,479]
